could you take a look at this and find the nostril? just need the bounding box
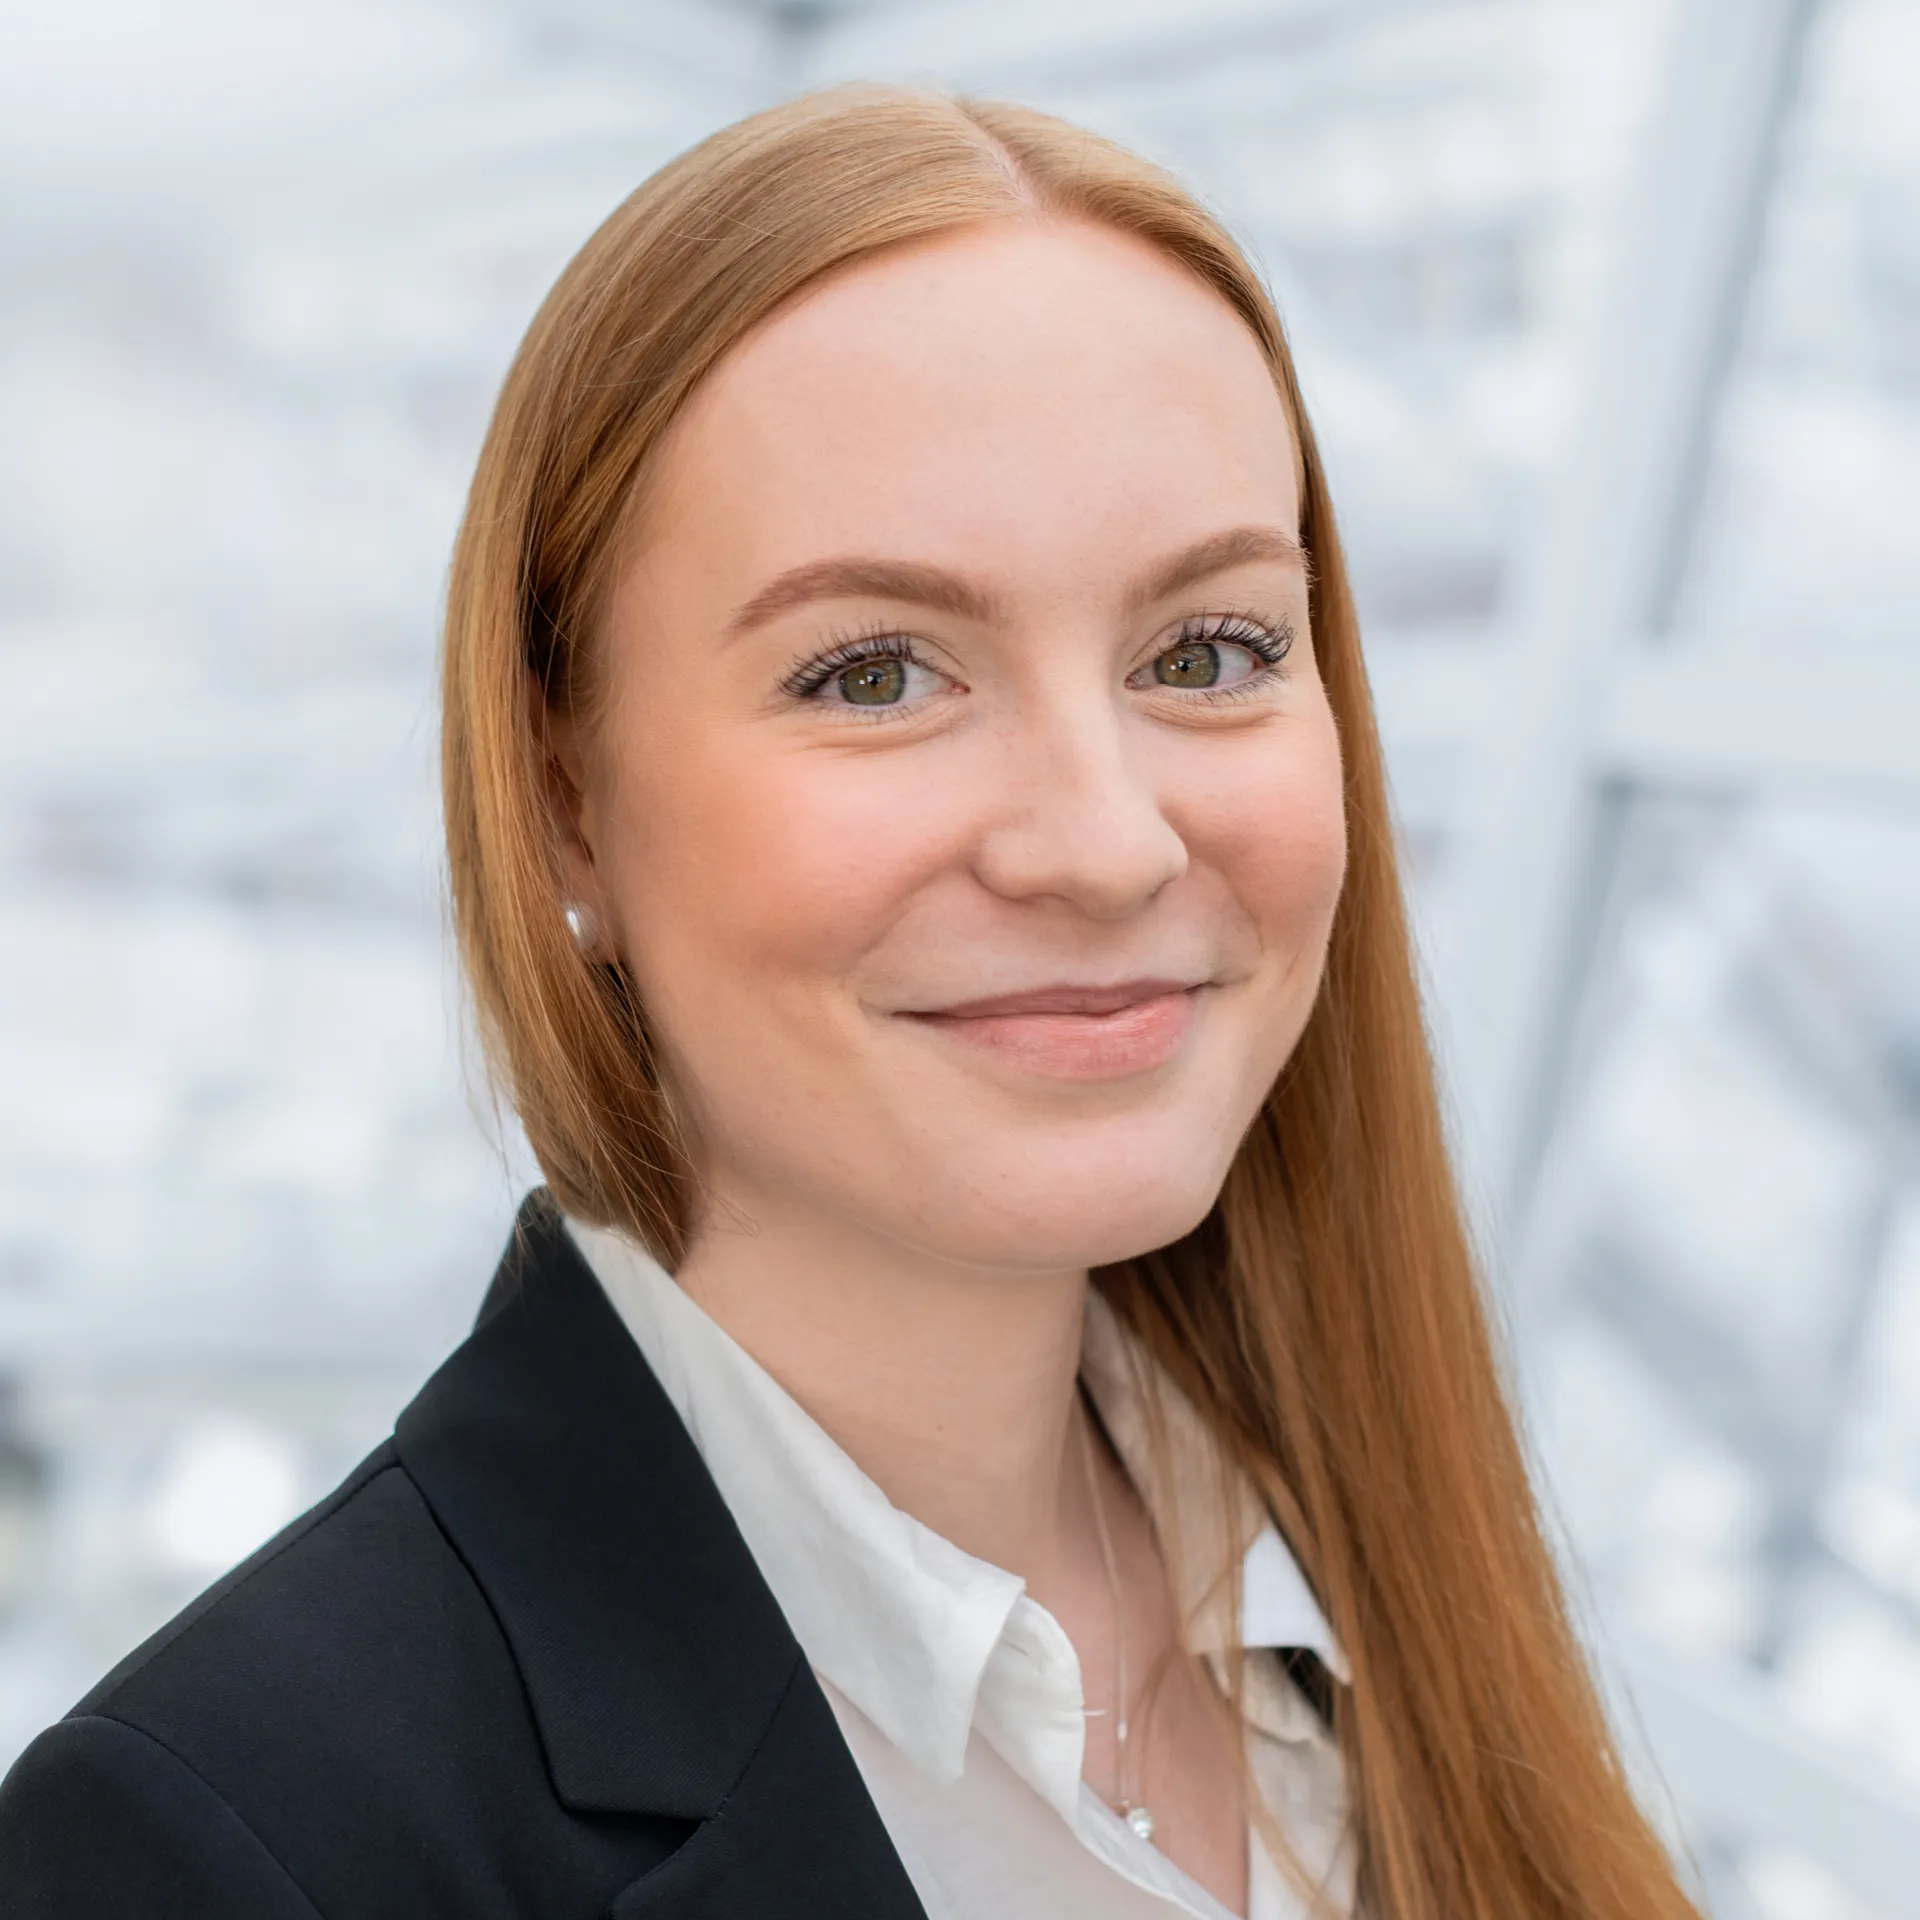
[972,783,1188,917]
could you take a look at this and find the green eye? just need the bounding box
[837,659,908,705]
[1154,641,1222,688]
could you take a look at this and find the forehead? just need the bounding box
[638,218,1301,600]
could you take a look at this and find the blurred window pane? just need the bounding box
[1675,0,1920,647]
[1529,788,1920,1797]
[0,0,712,1758]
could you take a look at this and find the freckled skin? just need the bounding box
[551,218,1348,1913]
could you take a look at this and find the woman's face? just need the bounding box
[568,218,1347,1275]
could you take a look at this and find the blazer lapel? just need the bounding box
[608,1661,929,1919]
[395,1193,926,1918]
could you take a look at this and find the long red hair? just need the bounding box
[441,83,1698,1919]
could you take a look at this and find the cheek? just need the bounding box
[1183,713,1348,958]
[600,724,955,1019]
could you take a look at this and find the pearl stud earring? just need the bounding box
[563,901,600,954]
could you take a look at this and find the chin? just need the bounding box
[914,1142,1232,1275]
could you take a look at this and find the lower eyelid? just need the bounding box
[1188,670,1282,702]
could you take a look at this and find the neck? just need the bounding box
[674,1181,1089,1581]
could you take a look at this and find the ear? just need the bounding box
[527,673,615,962]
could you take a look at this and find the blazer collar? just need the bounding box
[393,1191,799,1820]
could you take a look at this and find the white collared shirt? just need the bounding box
[568,1220,1351,1919]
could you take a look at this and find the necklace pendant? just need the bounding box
[1125,1804,1156,1844]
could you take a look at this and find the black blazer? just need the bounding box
[0,1193,929,1918]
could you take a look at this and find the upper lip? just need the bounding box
[906,978,1205,1019]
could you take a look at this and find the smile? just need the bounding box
[899,980,1204,1081]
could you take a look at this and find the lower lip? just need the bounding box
[905,990,1200,1081]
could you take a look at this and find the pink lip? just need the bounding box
[902,979,1204,1080]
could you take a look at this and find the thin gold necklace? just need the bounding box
[1077,1398,1156,1844]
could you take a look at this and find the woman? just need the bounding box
[0,87,1699,1919]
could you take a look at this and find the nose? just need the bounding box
[971,701,1188,920]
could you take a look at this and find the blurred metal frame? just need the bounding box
[1619,1645,1920,1910]
[1435,0,1823,1223]
[795,0,1424,95]
[1369,0,1920,1896]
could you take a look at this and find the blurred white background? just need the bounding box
[0,1,1915,1911]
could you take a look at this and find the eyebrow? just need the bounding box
[1123,524,1308,612]
[726,559,1002,636]
[723,524,1308,637]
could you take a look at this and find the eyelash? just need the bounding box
[777,610,1295,705]
[1161,611,1294,691]
[778,623,925,700]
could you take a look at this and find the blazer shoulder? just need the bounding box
[72,1438,532,1770]
[0,1713,322,1919]
[27,1442,608,1917]
[76,1439,404,1716]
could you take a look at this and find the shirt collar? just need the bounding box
[568,1220,1345,1798]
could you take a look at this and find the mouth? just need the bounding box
[899,978,1206,1081]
